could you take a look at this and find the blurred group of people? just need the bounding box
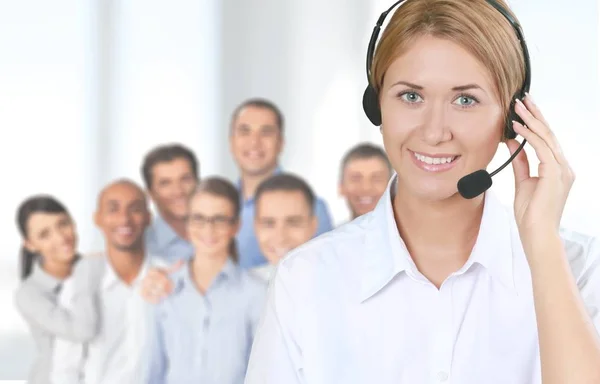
[14,98,392,384]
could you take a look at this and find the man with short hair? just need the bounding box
[141,143,199,263]
[251,173,318,282]
[51,179,155,384]
[229,98,333,268]
[339,143,392,220]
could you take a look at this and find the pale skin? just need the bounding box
[140,192,240,302]
[23,212,78,279]
[147,158,197,241]
[229,106,284,200]
[381,35,600,383]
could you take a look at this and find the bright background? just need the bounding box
[0,0,598,379]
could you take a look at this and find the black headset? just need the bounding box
[362,0,532,199]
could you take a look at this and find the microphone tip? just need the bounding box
[457,169,493,199]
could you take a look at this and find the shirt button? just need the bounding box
[437,371,449,381]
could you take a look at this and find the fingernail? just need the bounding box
[525,93,534,104]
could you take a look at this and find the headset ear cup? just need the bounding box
[504,98,522,140]
[363,85,382,126]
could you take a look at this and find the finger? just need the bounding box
[166,259,185,274]
[506,139,530,186]
[523,93,549,127]
[512,120,554,162]
[514,99,567,167]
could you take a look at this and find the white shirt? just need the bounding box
[250,264,276,283]
[244,176,600,384]
[50,254,154,384]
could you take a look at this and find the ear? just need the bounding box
[144,208,152,228]
[309,215,318,237]
[232,218,242,236]
[93,210,101,228]
[277,134,285,155]
[23,239,37,253]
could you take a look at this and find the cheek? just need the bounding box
[264,138,280,154]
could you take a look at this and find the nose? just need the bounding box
[113,209,131,226]
[420,103,452,145]
[272,224,289,245]
[248,131,261,147]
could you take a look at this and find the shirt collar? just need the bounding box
[102,253,150,291]
[31,261,63,294]
[360,175,516,302]
[176,258,239,293]
[151,215,185,251]
[237,165,283,204]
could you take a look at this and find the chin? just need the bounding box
[405,182,461,202]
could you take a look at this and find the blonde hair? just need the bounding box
[371,0,525,138]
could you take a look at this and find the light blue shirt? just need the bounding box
[145,216,194,264]
[236,168,334,268]
[148,259,267,384]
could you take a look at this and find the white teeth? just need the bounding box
[117,227,133,235]
[413,152,455,165]
[248,151,261,159]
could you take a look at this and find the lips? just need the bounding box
[115,226,134,236]
[357,196,375,205]
[410,150,461,173]
[244,150,264,161]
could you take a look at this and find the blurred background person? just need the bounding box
[143,144,199,264]
[14,196,98,384]
[338,143,392,220]
[251,173,318,282]
[149,177,266,384]
[51,180,155,384]
[229,98,333,269]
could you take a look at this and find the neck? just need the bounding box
[159,212,188,240]
[42,258,73,280]
[106,246,145,286]
[241,165,278,200]
[393,186,484,267]
[191,252,229,294]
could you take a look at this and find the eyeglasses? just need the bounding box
[188,214,236,230]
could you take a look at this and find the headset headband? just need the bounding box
[365,0,531,98]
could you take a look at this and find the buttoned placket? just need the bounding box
[432,277,456,383]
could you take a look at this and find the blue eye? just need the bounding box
[453,95,478,107]
[399,92,424,103]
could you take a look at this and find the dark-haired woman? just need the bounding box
[148,178,267,384]
[14,195,98,384]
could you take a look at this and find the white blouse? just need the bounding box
[244,176,600,384]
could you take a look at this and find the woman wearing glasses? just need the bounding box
[148,177,267,384]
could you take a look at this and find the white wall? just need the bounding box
[0,0,98,378]
[0,0,597,379]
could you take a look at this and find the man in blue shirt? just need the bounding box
[229,98,333,268]
[141,144,198,264]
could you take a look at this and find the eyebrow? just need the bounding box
[391,81,483,92]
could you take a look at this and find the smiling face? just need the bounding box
[340,156,391,217]
[254,190,317,264]
[24,212,78,265]
[148,157,197,221]
[187,191,239,260]
[379,35,504,201]
[95,182,150,252]
[229,106,283,178]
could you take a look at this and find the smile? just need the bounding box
[411,151,460,172]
